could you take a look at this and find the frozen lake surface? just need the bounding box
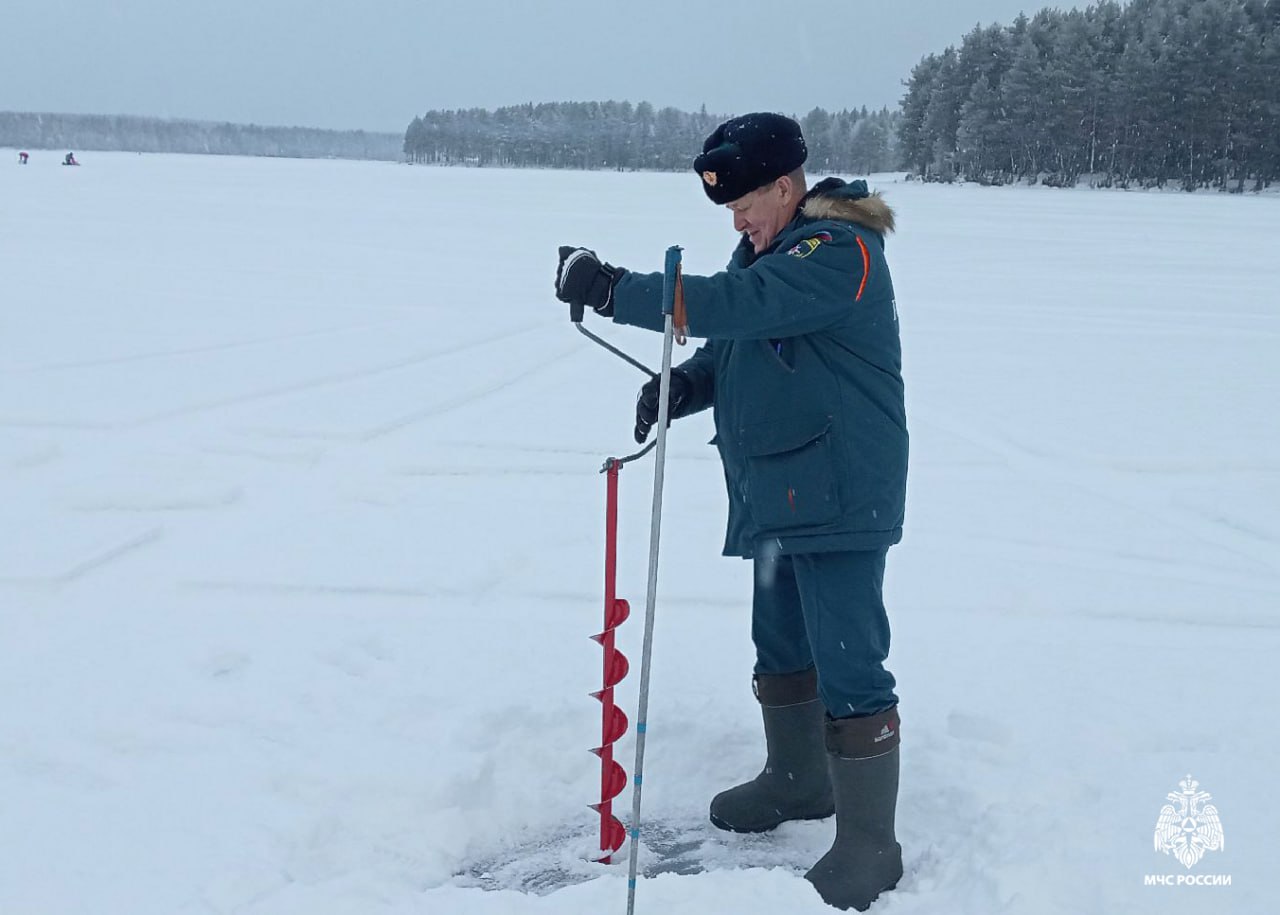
[2,151,1277,913]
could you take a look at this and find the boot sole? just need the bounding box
[709,806,835,834]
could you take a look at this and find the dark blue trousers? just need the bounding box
[751,548,897,718]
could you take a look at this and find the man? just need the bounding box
[555,112,906,911]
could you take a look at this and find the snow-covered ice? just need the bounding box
[2,151,1277,914]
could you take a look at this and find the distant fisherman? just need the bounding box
[18,151,29,164]
[554,113,907,911]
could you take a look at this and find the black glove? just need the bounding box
[556,247,623,319]
[634,370,692,443]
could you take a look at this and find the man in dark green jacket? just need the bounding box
[555,113,906,912]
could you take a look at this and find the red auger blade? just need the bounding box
[603,703,628,743]
[604,649,629,688]
[599,758,626,803]
[606,598,631,629]
[590,814,627,862]
[588,703,629,745]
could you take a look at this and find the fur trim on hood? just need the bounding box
[801,190,896,235]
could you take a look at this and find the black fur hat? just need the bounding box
[692,112,808,205]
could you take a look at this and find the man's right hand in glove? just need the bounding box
[555,247,624,320]
[634,370,691,444]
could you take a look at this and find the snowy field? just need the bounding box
[2,151,1278,914]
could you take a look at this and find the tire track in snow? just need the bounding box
[912,405,1280,586]
[2,315,409,375]
[356,341,582,440]
[0,321,550,430]
[0,527,163,585]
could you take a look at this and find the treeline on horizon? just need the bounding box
[0,112,402,161]
[8,0,1276,192]
[402,101,902,175]
[900,0,1280,190]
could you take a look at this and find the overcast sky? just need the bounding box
[2,1,1077,133]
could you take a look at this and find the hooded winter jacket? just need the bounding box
[611,178,907,557]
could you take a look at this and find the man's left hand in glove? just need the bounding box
[555,247,624,319]
[634,369,692,444]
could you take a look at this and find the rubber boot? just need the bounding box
[804,707,903,911]
[709,669,834,833]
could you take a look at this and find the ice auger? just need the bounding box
[589,455,632,864]
[573,247,684,912]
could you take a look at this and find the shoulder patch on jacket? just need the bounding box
[786,230,833,258]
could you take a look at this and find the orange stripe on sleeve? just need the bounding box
[854,235,870,302]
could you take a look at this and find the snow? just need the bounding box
[2,150,1277,914]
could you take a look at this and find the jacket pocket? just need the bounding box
[738,414,841,530]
